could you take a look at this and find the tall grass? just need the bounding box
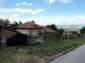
[0,38,85,63]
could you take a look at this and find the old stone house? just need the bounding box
[63,29,81,39]
[16,21,44,43]
[0,21,56,47]
[44,28,56,38]
[44,28,56,33]
[0,21,15,47]
[0,21,28,47]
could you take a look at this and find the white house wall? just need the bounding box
[16,29,44,36]
[16,29,29,35]
[28,29,44,36]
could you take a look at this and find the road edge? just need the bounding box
[45,43,84,63]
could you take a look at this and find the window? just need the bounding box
[38,30,43,35]
[30,30,33,36]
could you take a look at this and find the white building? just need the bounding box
[16,21,44,43]
[16,21,44,36]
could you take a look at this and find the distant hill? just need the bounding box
[56,25,85,30]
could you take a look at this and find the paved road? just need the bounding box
[50,44,85,63]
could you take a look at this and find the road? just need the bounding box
[50,44,85,63]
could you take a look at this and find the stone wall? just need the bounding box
[0,28,16,47]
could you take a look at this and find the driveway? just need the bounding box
[50,44,85,63]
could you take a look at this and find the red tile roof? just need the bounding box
[16,22,43,29]
[44,28,56,33]
[1,28,16,39]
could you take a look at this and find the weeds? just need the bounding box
[0,38,85,63]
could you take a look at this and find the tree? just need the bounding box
[19,21,22,25]
[0,19,4,22]
[0,19,4,26]
[55,29,64,38]
[80,27,85,35]
[46,24,57,31]
[58,29,64,36]
[14,21,19,26]
[31,20,35,24]
[11,21,19,30]
[3,18,10,27]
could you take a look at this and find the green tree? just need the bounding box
[0,19,4,26]
[11,21,19,30]
[3,18,10,27]
[19,21,22,25]
[46,24,57,31]
[55,29,64,38]
[31,20,35,24]
[80,27,85,35]
[14,21,18,26]
[58,29,64,36]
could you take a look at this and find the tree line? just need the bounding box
[0,18,85,37]
[0,18,22,30]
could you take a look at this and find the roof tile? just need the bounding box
[16,22,43,29]
[45,28,56,33]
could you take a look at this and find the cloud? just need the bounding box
[0,14,27,23]
[0,8,44,14]
[60,0,71,3]
[0,15,85,25]
[45,0,57,4]
[11,14,19,18]
[22,2,33,5]
[16,3,20,6]
[45,0,72,4]
[0,16,5,19]
[0,0,5,4]
[33,15,85,25]
[10,14,24,22]
[16,2,33,6]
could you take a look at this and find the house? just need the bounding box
[0,21,28,47]
[44,28,56,33]
[65,29,80,34]
[16,21,44,36]
[64,29,80,36]
[16,21,44,43]
[0,21,57,47]
[44,28,56,38]
[63,29,81,39]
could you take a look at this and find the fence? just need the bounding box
[44,32,84,43]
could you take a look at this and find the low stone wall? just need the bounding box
[28,36,44,44]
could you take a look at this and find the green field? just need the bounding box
[0,38,85,63]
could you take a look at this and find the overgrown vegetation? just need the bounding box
[80,26,85,36]
[0,19,85,63]
[46,24,64,37]
[0,38,85,63]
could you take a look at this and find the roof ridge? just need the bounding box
[16,21,43,29]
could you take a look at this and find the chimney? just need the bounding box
[31,20,35,24]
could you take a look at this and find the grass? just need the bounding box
[0,38,85,63]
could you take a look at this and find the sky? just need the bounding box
[0,0,85,25]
